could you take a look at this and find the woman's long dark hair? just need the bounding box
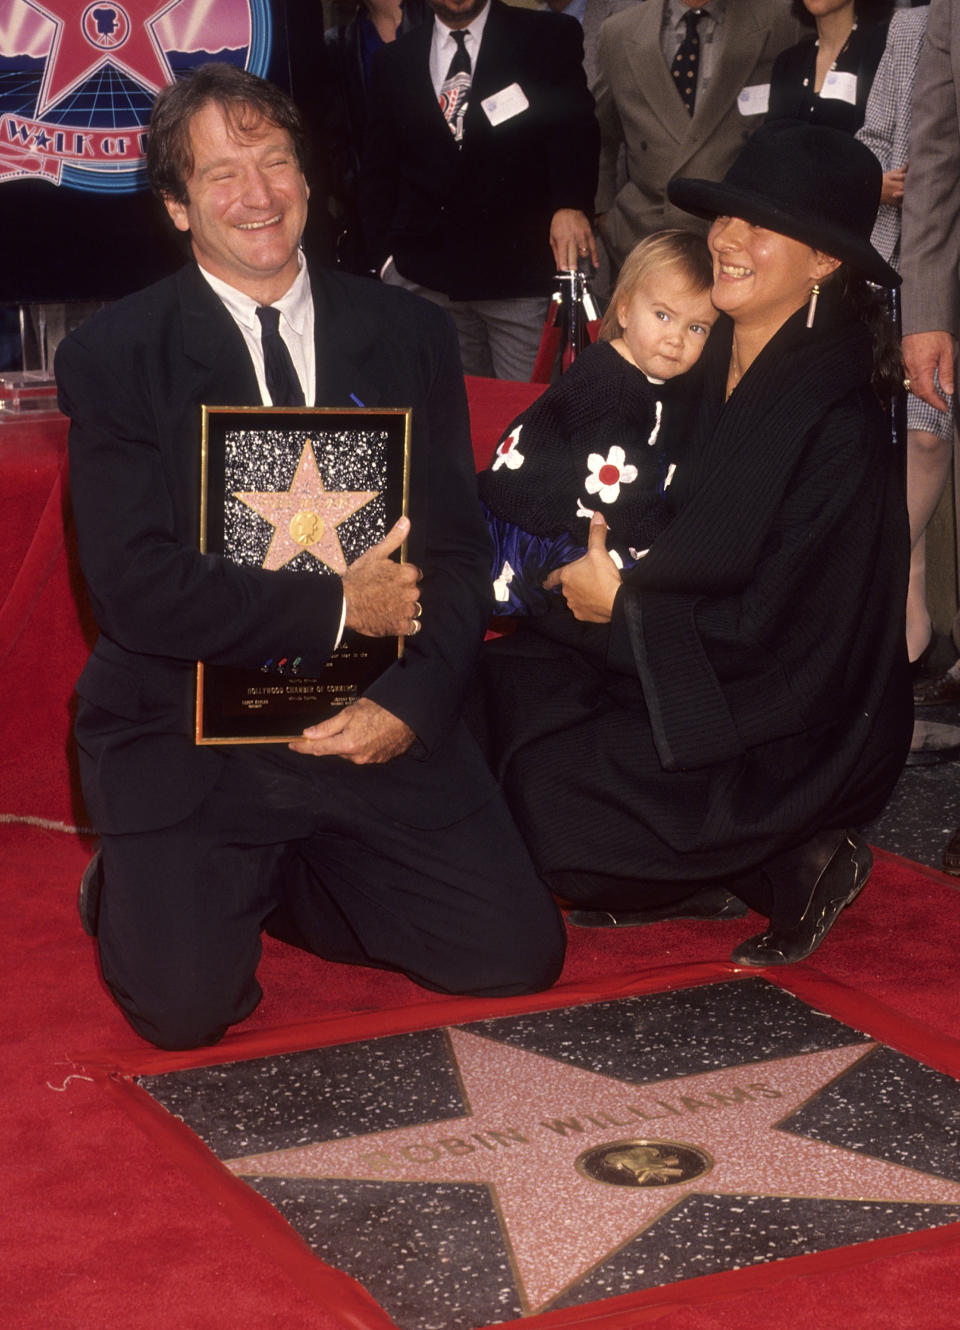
[831,269,903,400]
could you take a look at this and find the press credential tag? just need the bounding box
[821,70,858,105]
[482,83,530,126]
[737,84,770,116]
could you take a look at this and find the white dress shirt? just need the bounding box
[429,2,492,97]
[198,251,316,407]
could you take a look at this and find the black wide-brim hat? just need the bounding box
[668,118,900,288]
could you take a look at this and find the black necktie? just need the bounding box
[671,9,702,116]
[446,30,471,79]
[256,305,304,407]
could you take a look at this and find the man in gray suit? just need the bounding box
[900,0,960,875]
[593,0,799,269]
[901,0,959,417]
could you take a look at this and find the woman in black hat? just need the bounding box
[478,118,912,966]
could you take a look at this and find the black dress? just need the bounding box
[767,20,890,135]
[478,293,912,906]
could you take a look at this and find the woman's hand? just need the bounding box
[542,512,621,622]
[880,166,906,207]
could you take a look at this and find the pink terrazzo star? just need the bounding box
[233,439,378,575]
[224,1031,960,1314]
[28,0,184,118]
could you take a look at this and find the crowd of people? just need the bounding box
[53,0,960,1050]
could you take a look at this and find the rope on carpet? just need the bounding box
[0,812,94,835]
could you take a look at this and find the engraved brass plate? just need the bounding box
[575,1139,713,1188]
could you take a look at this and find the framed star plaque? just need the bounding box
[196,405,410,745]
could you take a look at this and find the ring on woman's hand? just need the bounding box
[408,617,422,635]
[413,601,423,618]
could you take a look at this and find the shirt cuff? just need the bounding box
[333,592,347,651]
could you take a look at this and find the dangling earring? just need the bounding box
[806,283,820,330]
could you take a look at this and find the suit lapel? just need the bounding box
[412,17,463,155]
[688,0,772,146]
[470,0,511,103]
[623,0,691,147]
[176,264,260,405]
[311,267,384,409]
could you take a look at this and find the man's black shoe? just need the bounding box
[78,850,103,938]
[567,886,747,928]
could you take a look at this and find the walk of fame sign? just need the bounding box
[196,406,410,744]
[133,977,960,1329]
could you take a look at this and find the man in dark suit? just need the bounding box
[360,0,600,380]
[55,64,564,1051]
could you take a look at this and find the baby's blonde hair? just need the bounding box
[600,229,714,342]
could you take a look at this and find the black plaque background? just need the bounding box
[197,406,409,744]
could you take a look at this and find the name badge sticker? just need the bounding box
[821,70,858,105]
[737,84,770,117]
[482,83,530,126]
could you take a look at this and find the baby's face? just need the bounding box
[616,269,716,380]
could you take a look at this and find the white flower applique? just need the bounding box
[584,446,638,504]
[493,560,516,603]
[491,425,525,471]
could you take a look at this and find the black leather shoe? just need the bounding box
[914,668,960,708]
[731,832,872,966]
[78,850,103,938]
[943,827,960,876]
[567,886,747,928]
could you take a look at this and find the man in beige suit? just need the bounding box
[594,0,799,269]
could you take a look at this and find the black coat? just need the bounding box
[480,295,912,890]
[360,0,600,300]
[767,20,890,135]
[57,263,498,835]
[319,1,427,272]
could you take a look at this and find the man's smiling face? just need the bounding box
[164,99,309,305]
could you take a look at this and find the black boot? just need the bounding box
[731,830,871,966]
[78,849,104,938]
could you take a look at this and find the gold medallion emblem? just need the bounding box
[289,510,325,547]
[575,1139,713,1188]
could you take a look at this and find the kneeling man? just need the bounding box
[56,63,563,1050]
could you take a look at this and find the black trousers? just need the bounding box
[95,746,565,1050]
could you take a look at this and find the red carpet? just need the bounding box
[8,822,960,1330]
[6,404,960,1328]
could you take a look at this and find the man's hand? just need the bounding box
[902,331,956,411]
[880,166,906,206]
[542,512,621,622]
[289,697,415,763]
[550,208,599,271]
[341,516,422,637]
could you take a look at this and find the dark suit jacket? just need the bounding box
[56,262,497,835]
[360,0,600,300]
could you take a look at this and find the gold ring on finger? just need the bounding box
[413,601,423,618]
[409,617,422,635]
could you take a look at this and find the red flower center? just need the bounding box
[598,464,620,486]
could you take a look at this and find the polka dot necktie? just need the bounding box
[671,9,702,116]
